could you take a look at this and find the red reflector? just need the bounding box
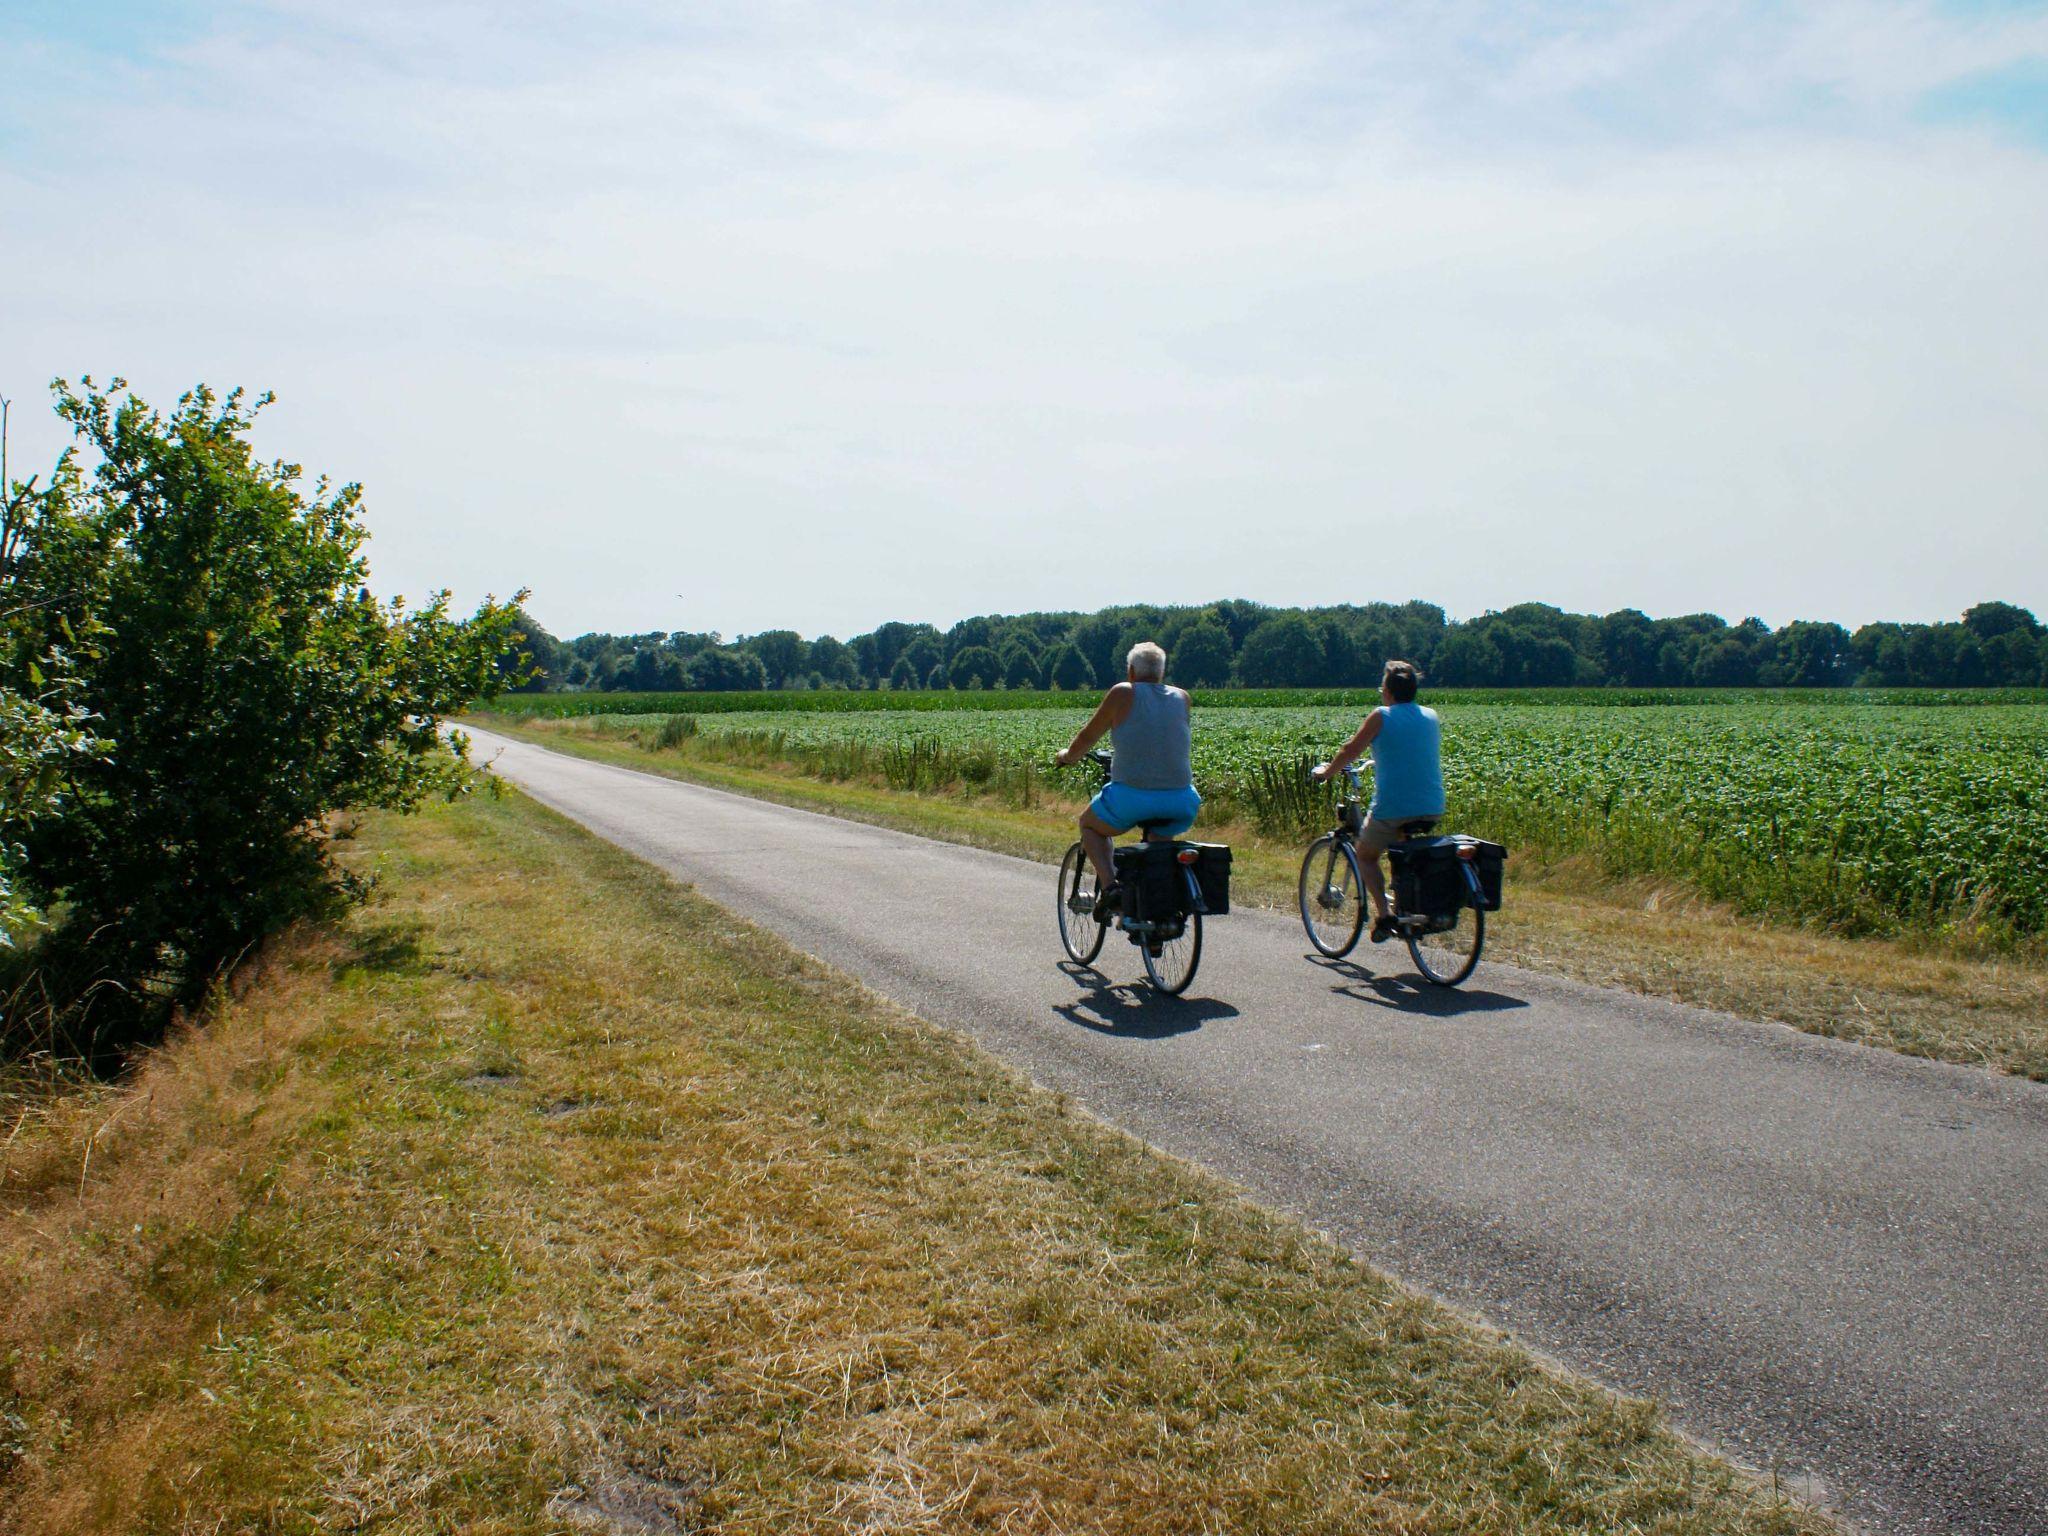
[1457,844,1478,861]
[1177,849,1199,865]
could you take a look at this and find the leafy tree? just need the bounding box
[1599,609,1658,688]
[1962,601,2041,642]
[1234,614,1324,686]
[949,645,1002,689]
[743,629,809,688]
[1521,635,1581,687]
[619,645,686,691]
[1173,619,1233,688]
[1002,648,1043,690]
[1951,633,1988,688]
[3,379,519,1016]
[900,633,944,681]
[1210,599,1268,649]
[1072,613,1125,686]
[809,634,857,686]
[1985,629,2040,686]
[0,689,81,943]
[1906,625,1958,687]
[685,647,768,690]
[1774,621,1852,687]
[887,655,920,690]
[496,606,564,693]
[925,660,950,690]
[945,616,995,657]
[1691,637,1757,687]
[1047,642,1094,691]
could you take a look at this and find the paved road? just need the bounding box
[466,728,2048,1536]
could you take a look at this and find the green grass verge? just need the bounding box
[1,788,1837,1533]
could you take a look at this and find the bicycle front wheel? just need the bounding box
[1407,906,1484,988]
[1299,833,1366,958]
[1141,912,1202,995]
[1057,842,1107,965]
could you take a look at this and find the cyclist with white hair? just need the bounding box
[1054,640,1199,916]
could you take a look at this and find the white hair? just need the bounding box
[1126,641,1166,682]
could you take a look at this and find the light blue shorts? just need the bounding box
[1088,782,1201,837]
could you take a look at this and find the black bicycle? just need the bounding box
[1298,763,1491,987]
[1056,751,1224,995]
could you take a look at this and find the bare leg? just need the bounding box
[1079,810,1119,890]
[1358,844,1392,919]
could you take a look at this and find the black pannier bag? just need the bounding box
[1184,842,1232,915]
[1112,841,1234,919]
[1114,842,1185,921]
[1388,835,1506,918]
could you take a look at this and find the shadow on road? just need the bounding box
[1051,960,1241,1038]
[1307,956,1529,1016]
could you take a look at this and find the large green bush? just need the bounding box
[1,379,521,1035]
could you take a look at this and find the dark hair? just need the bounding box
[1382,659,1422,703]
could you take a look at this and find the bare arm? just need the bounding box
[1055,683,1133,765]
[1311,708,1383,781]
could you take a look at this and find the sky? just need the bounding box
[2,1,2046,640]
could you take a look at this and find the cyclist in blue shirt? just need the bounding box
[1312,660,1444,943]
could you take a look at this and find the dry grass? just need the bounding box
[475,715,2048,1082]
[1,790,1839,1533]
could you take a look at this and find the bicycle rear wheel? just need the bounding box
[1406,906,1484,987]
[1141,912,1202,994]
[1298,833,1366,958]
[1057,842,1107,965]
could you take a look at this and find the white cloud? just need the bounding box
[1,0,2044,635]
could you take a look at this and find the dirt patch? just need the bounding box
[546,1469,701,1534]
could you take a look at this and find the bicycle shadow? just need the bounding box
[1052,960,1241,1039]
[1306,955,1529,1017]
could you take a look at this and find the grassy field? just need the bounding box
[486,691,2048,946]
[0,790,1837,1534]
[468,711,2048,1081]
[490,685,2048,717]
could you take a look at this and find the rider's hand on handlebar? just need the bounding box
[1309,761,1333,783]
[1054,747,1081,768]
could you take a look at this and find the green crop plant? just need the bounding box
[550,698,2048,946]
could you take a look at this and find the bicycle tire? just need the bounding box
[1141,911,1202,994]
[1406,906,1484,987]
[1299,833,1366,958]
[1057,842,1107,965]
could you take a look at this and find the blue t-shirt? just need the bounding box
[1369,702,1445,821]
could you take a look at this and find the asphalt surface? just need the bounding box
[465,727,2048,1536]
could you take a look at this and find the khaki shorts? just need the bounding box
[1354,816,1438,857]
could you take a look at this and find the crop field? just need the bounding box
[502,694,2048,945]
[490,685,2048,717]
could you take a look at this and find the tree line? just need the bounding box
[504,597,2048,694]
